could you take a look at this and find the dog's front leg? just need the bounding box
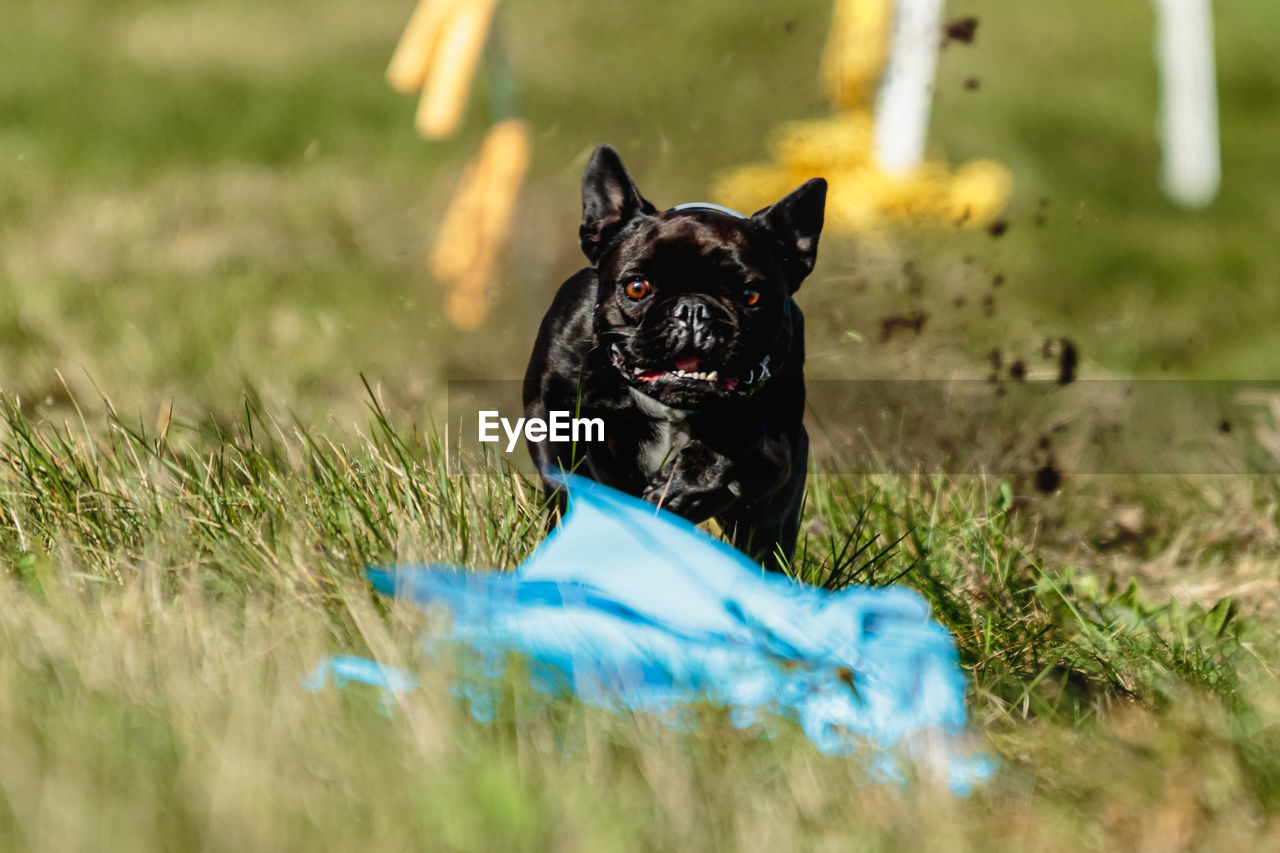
[717,426,808,572]
[642,438,754,522]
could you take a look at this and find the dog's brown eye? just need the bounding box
[624,279,651,300]
[742,289,761,306]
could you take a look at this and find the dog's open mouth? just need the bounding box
[609,345,771,394]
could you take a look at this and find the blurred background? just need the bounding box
[2,0,1278,428]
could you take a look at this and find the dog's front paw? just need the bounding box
[641,479,672,506]
[640,444,738,521]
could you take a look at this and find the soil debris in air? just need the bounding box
[943,17,979,45]
[1057,338,1078,385]
[879,312,928,342]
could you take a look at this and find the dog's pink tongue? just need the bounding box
[674,356,702,372]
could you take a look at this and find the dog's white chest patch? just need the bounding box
[630,389,692,478]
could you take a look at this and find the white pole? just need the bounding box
[1152,0,1220,208]
[874,0,946,175]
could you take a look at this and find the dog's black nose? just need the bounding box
[670,296,716,352]
[672,296,711,332]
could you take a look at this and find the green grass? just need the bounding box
[2,392,1278,850]
[3,0,1280,848]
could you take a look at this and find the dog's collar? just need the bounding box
[667,202,748,219]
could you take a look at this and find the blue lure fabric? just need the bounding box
[309,474,994,792]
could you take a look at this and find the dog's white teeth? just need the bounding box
[657,368,718,382]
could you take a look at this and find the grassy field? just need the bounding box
[2,0,1280,849]
[1,396,1277,850]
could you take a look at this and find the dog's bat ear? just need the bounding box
[751,178,827,292]
[579,145,657,265]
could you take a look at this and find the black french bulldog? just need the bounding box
[522,145,826,571]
